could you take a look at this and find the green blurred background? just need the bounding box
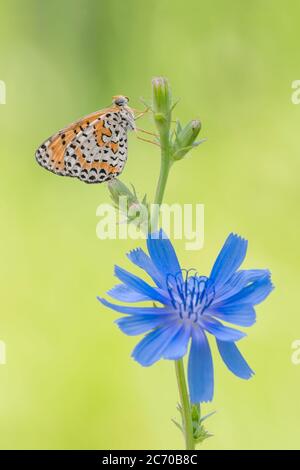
[0,0,299,450]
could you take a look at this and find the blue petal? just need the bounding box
[147,229,182,282]
[201,316,246,341]
[221,274,274,306]
[114,265,171,305]
[132,321,182,366]
[209,234,248,288]
[207,303,256,327]
[188,326,214,403]
[216,340,254,379]
[162,322,192,360]
[213,269,271,304]
[127,248,164,288]
[98,297,173,315]
[108,284,150,302]
[115,314,173,336]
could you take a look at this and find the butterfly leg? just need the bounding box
[136,127,158,137]
[133,107,150,120]
[137,136,160,147]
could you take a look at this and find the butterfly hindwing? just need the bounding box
[64,110,128,184]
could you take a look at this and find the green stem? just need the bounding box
[175,359,195,450]
[153,148,171,206]
[151,132,171,231]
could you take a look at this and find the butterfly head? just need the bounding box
[112,95,135,131]
[112,95,129,107]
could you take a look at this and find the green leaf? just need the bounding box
[200,411,216,423]
[171,418,183,434]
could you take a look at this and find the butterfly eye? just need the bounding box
[114,96,129,106]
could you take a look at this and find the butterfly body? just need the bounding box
[35,96,135,184]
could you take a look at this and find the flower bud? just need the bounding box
[108,179,137,209]
[108,179,148,229]
[152,77,172,130]
[171,119,203,161]
[127,201,149,230]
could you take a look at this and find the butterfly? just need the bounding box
[35,95,136,184]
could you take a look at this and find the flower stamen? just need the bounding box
[166,270,215,322]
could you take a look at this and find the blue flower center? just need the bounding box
[166,269,215,322]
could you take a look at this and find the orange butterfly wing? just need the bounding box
[36,105,134,183]
[35,107,113,176]
[64,111,130,183]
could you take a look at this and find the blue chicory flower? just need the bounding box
[98,231,273,403]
